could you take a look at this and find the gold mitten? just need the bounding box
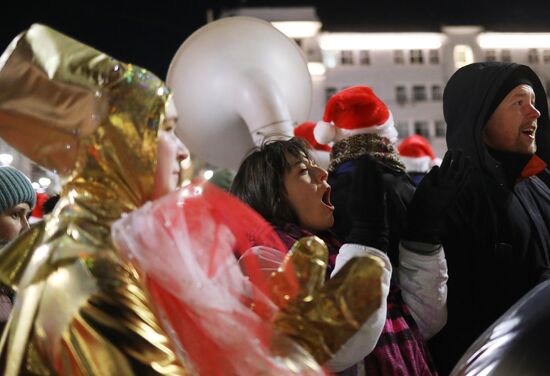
[268,236,384,364]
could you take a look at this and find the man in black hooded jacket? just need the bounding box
[428,62,550,374]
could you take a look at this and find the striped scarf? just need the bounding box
[363,281,438,376]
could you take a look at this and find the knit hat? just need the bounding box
[0,167,36,213]
[398,135,438,173]
[313,86,398,145]
[485,69,533,124]
[294,122,332,152]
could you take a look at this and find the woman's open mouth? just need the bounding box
[322,187,334,210]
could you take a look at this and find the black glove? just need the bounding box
[404,149,470,245]
[345,156,389,252]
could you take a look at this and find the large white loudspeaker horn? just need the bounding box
[167,17,312,171]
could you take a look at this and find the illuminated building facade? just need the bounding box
[223,6,550,157]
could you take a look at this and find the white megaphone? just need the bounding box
[167,16,312,171]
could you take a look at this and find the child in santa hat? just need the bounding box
[310,86,467,375]
[313,86,413,265]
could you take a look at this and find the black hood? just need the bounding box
[444,62,550,177]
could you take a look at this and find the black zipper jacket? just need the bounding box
[429,62,550,374]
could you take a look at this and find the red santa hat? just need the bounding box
[294,121,331,169]
[29,192,48,224]
[313,86,398,145]
[398,135,438,173]
[294,121,331,152]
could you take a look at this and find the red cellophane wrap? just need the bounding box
[112,181,324,375]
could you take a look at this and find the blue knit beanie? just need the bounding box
[0,167,36,213]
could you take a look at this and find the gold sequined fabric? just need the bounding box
[0,24,189,375]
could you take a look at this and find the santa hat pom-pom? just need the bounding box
[313,120,336,145]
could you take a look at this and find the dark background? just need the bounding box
[2,1,550,78]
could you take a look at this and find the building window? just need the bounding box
[431,85,442,101]
[396,86,407,104]
[435,120,446,138]
[323,51,338,68]
[485,49,497,62]
[394,50,405,64]
[454,45,474,70]
[501,49,512,62]
[544,50,550,63]
[396,121,410,138]
[340,50,354,65]
[412,85,427,101]
[429,50,440,64]
[410,49,424,64]
[414,121,431,138]
[325,87,337,102]
[359,50,370,65]
[528,49,539,64]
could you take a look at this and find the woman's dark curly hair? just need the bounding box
[230,138,313,227]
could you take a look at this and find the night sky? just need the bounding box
[2,1,550,77]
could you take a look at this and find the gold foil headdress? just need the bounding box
[0,24,170,209]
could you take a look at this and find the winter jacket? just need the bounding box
[429,62,550,374]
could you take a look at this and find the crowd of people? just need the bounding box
[0,22,548,376]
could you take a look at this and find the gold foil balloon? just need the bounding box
[0,24,190,375]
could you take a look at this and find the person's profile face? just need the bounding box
[0,202,31,245]
[282,152,334,232]
[152,99,189,199]
[483,84,540,155]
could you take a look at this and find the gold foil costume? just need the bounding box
[0,24,189,375]
[0,24,385,375]
[267,237,384,365]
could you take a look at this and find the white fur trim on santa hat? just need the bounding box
[335,112,398,144]
[29,216,43,224]
[401,155,434,173]
[313,120,337,145]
